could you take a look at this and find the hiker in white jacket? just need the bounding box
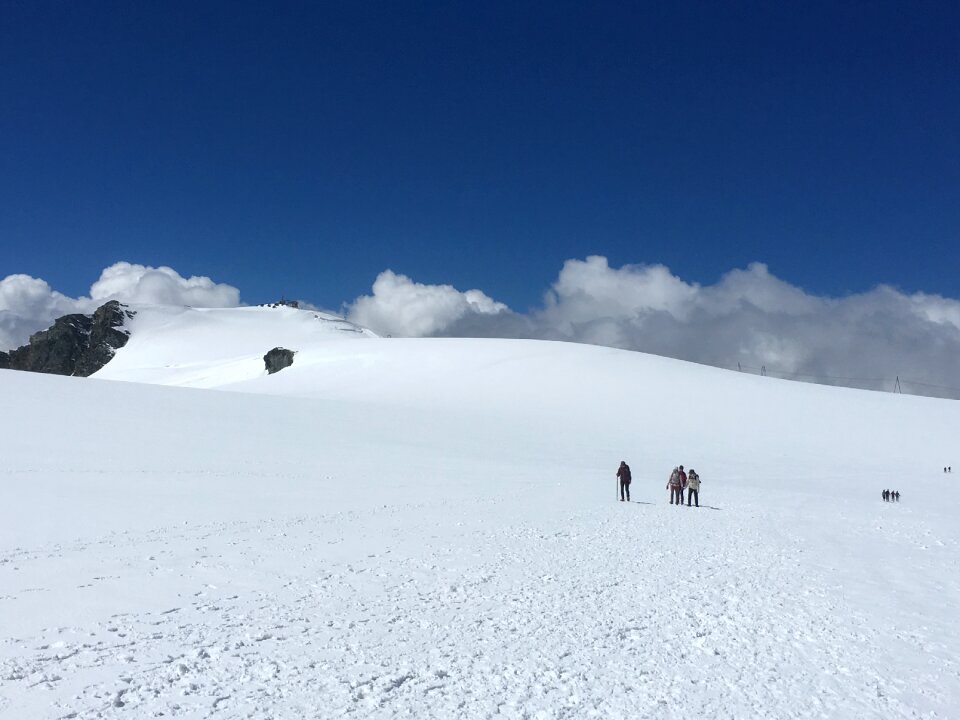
[686,469,701,507]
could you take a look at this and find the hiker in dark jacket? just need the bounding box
[617,461,632,502]
[678,465,687,505]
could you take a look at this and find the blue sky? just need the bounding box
[2,0,959,312]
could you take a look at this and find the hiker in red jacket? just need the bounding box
[667,467,683,505]
[678,465,687,505]
[617,461,632,502]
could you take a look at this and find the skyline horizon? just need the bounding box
[4,255,960,400]
[3,2,959,398]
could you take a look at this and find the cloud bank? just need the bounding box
[0,262,240,350]
[345,256,960,398]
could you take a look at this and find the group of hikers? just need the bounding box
[616,461,703,507]
[944,467,953,473]
[882,489,900,502]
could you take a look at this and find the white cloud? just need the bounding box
[346,256,960,398]
[0,274,93,351]
[908,291,960,330]
[345,270,508,337]
[1,262,240,350]
[89,262,241,307]
[543,256,699,325]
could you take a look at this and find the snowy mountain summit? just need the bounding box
[0,300,375,382]
[2,301,959,719]
[93,302,377,387]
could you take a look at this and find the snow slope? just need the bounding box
[2,305,959,719]
[96,304,376,388]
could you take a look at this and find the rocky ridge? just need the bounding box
[0,301,135,376]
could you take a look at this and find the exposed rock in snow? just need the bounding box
[263,347,295,374]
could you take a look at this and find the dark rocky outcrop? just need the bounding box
[264,347,295,375]
[259,298,300,309]
[1,301,134,377]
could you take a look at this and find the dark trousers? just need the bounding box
[687,489,699,507]
[670,487,682,504]
[620,480,630,501]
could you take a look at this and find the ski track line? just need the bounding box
[1,495,958,719]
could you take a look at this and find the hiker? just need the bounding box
[895,490,900,502]
[667,467,683,505]
[686,468,701,507]
[678,465,687,504]
[617,461,632,502]
[882,489,888,502]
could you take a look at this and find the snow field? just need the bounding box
[3,468,956,719]
[2,309,959,718]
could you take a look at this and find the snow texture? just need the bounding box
[2,304,959,719]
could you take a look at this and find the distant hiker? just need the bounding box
[667,467,684,505]
[679,465,688,504]
[945,467,948,473]
[686,469,701,507]
[882,489,888,502]
[617,461,632,502]
[895,490,900,502]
